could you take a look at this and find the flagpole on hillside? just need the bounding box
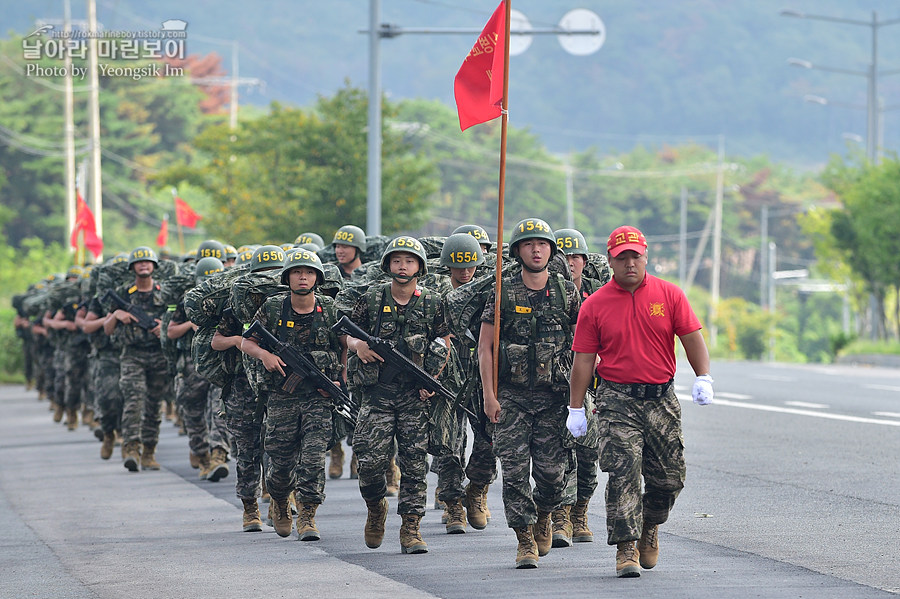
[172,188,185,254]
[491,0,512,401]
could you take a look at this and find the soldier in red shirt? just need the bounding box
[567,225,714,578]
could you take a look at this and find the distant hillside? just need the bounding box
[5,0,900,166]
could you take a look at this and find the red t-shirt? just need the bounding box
[571,274,701,384]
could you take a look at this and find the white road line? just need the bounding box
[865,384,900,392]
[873,412,900,419]
[679,396,900,427]
[716,392,753,400]
[784,401,829,409]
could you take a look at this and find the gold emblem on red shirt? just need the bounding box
[649,302,665,317]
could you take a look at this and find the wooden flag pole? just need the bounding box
[172,188,185,254]
[491,0,512,402]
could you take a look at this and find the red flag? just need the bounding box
[174,197,202,229]
[454,1,506,131]
[70,193,104,259]
[156,214,169,247]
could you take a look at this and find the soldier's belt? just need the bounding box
[599,378,673,399]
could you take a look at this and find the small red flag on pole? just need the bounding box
[454,1,506,131]
[156,213,169,248]
[174,197,202,229]
[70,192,104,259]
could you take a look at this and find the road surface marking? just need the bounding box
[785,401,829,409]
[677,395,900,427]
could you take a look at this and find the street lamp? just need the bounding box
[782,9,900,163]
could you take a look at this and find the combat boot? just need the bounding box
[464,482,489,530]
[482,484,492,523]
[207,447,229,482]
[260,476,270,503]
[637,522,659,569]
[141,441,161,470]
[66,407,79,431]
[328,443,344,479]
[100,432,115,460]
[122,440,141,472]
[271,496,293,537]
[296,502,321,541]
[364,497,388,549]
[551,505,573,548]
[571,499,593,543]
[385,458,401,497]
[197,452,211,479]
[616,541,641,578]
[52,402,64,423]
[241,498,262,532]
[349,452,359,479]
[433,486,446,511]
[445,498,467,534]
[399,514,428,554]
[533,511,552,557]
[513,526,539,569]
[82,407,95,428]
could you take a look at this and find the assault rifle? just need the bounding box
[331,315,490,444]
[102,289,159,331]
[242,321,357,424]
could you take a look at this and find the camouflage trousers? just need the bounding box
[175,353,212,457]
[435,407,467,502]
[465,416,497,487]
[265,390,332,504]
[93,350,123,435]
[353,387,429,516]
[560,440,600,506]
[63,343,89,410]
[223,373,263,500]
[596,384,685,545]
[35,339,54,397]
[119,345,170,445]
[494,386,571,528]
[206,385,230,453]
[21,335,34,385]
[52,347,66,406]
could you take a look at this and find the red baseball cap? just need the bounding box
[607,225,647,257]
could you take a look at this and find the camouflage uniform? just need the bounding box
[217,307,262,500]
[481,273,580,528]
[87,297,123,435]
[60,301,90,412]
[347,282,450,516]
[252,293,342,504]
[112,282,169,446]
[170,303,213,458]
[596,382,685,543]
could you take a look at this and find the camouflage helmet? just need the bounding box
[280,248,325,287]
[65,265,84,279]
[332,225,367,251]
[279,242,295,253]
[181,249,197,263]
[195,257,225,283]
[223,244,238,261]
[249,245,286,273]
[380,236,427,278]
[452,224,491,248]
[196,239,226,261]
[296,242,322,253]
[440,233,485,268]
[294,232,325,247]
[554,228,589,256]
[235,249,255,266]
[127,246,159,268]
[509,218,556,259]
[112,252,129,264]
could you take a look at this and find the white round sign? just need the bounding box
[557,9,605,56]
[509,9,533,57]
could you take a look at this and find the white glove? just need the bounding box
[566,406,587,438]
[692,374,714,406]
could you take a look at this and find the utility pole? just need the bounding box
[87,0,103,258]
[63,0,76,253]
[709,134,725,348]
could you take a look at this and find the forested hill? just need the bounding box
[5,0,900,165]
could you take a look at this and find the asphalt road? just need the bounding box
[2,360,898,598]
